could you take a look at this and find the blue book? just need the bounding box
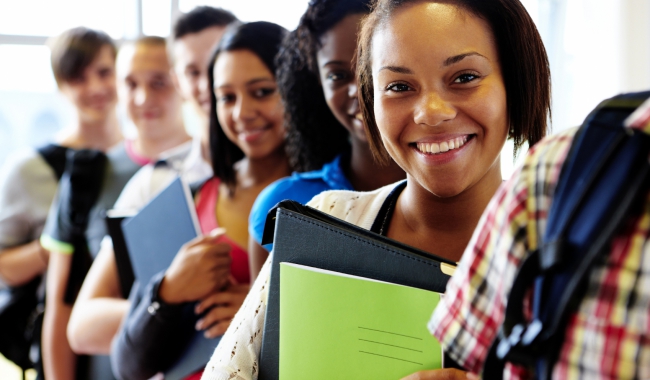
[121,177,220,380]
[122,177,200,284]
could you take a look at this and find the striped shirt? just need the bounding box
[429,115,650,378]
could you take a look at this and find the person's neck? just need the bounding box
[395,163,503,261]
[236,146,291,190]
[346,138,406,192]
[132,122,191,161]
[63,112,123,151]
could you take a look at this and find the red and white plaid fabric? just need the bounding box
[429,121,650,379]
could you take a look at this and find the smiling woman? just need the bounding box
[213,50,285,162]
[199,0,550,379]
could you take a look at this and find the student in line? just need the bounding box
[41,36,192,380]
[110,21,290,380]
[67,6,237,358]
[247,0,405,281]
[200,0,550,378]
[0,28,122,291]
[428,100,650,378]
[0,27,124,379]
[171,6,237,160]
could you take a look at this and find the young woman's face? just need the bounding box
[316,13,366,142]
[213,49,285,159]
[118,43,184,140]
[371,2,508,198]
[59,45,118,123]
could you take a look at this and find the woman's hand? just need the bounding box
[194,283,250,338]
[400,369,479,380]
[158,228,232,304]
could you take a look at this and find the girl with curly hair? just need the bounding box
[247,0,405,279]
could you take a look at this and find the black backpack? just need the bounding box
[483,92,650,378]
[0,144,67,379]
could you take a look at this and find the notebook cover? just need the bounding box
[279,263,443,379]
[121,177,219,380]
[121,177,200,285]
[258,201,455,380]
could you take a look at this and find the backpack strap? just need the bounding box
[484,92,650,379]
[36,144,69,181]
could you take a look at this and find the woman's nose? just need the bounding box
[348,82,359,99]
[233,97,256,122]
[413,91,456,127]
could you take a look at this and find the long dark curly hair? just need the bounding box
[276,0,371,172]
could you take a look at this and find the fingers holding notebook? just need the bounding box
[158,229,232,304]
[194,283,249,338]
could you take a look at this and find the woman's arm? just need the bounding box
[42,251,77,380]
[112,232,233,379]
[248,236,269,282]
[67,245,129,354]
[201,258,271,380]
[0,240,48,286]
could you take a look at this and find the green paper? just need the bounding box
[280,263,442,380]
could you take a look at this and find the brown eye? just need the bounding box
[326,71,350,82]
[386,83,411,92]
[218,94,235,103]
[98,68,112,79]
[453,73,480,84]
[253,87,276,98]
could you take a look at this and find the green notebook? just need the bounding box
[279,263,442,380]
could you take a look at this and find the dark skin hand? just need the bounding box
[158,228,232,304]
[194,282,249,338]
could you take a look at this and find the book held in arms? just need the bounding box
[258,200,456,380]
[280,263,442,380]
[120,177,217,380]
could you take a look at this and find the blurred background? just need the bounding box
[0,0,649,179]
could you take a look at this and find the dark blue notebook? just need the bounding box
[121,177,200,284]
[121,177,219,379]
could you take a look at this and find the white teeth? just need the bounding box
[415,136,469,155]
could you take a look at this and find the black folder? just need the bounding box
[258,200,457,380]
[104,211,136,299]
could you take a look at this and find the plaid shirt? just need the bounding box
[429,103,650,379]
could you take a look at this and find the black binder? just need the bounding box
[258,200,457,380]
[104,211,136,299]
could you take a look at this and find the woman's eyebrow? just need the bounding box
[246,77,274,86]
[322,60,349,67]
[378,66,413,74]
[217,77,274,89]
[443,52,487,66]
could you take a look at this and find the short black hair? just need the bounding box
[49,27,116,86]
[207,22,288,193]
[277,0,372,172]
[173,6,238,40]
[358,0,551,163]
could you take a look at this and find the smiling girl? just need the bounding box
[109,22,291,380]
[201,0,550,378]
[247,0,405,280]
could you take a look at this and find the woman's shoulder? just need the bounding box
[259,173,335,207]
[306,182,402,230]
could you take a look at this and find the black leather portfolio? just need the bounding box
[258,200,457,380]
[104,211,135,299]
